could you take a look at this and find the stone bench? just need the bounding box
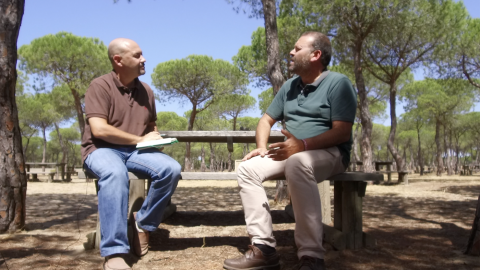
[26,172,56,182]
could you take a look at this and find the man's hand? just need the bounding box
[267,129,304,161]
[138,131,163,143]
[242,147,270,161]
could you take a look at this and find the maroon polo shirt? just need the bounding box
[81,71,157,163]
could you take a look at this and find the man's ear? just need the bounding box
[113,55,123,67]
[311,50,322,62]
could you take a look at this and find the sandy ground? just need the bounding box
[0,173,479,270]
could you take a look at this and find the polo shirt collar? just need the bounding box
[299,70,330,89]
[110,71,140,91]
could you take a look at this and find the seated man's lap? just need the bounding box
[285,146,345,181]
[84,147,181,180]
[127,148,182,179]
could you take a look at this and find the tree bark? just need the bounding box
[387,83,405,177]
[71,88,86,138]
[260,0,285,95]
[41,126,47,164]
[209,142,215,172]
[435,118,444,176]
[54,122,68,164]
[200,144,206,172]
[0,0,26,233]
[185,105,197,172]
[417,125,424,175]
[444,120,453,175]
[227,152,232,172]
[260,0,289,203]
[353,42,375,173]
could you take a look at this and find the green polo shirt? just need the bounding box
[266,71,357,167]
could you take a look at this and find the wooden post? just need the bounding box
[342,182,363,249]
[387,164,392,182]
[318,180,331,225]
[334,181,343,232]
[465,194,480,255]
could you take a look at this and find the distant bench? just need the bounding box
[26,172,56,182]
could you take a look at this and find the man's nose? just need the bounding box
[141,56,146,62]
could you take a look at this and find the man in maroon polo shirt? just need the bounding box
[81,38,181,270]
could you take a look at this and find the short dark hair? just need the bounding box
[301,31,332,67]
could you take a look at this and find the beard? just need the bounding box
[288,55,310,75]
[139,63,146,76]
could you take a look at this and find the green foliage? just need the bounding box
[258,88,274,115]
[237,116,260,131]
[156,112,188,131]
[459,18,480,88]
[151,55,248,130]
[48,127,82,165]
[15,70,28,96]
[22,136,43,162]
[232,5,311,89]
[212,91,257,130]
[18,32,110,95]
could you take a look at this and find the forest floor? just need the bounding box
[0,173,479,270]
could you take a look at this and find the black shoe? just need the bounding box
[223,245,280,270]
[298,256,325,270]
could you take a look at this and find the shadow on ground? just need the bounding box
[1,183,479,269]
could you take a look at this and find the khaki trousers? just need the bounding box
[237,146,345,259]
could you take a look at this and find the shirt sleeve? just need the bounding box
[84,81,111,120]
[329,77,357,123]
[265,84,287,121]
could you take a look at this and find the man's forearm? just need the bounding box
[145,122,158,133]
[93,124,142,145]
[256,114,276,148]
[305,125,351,151]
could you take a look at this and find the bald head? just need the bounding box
[108,38,138,65]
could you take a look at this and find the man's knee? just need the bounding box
[237,160,263,186]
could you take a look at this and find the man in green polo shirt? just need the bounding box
[223,32,357,270]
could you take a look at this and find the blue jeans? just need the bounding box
[84,146,181,257]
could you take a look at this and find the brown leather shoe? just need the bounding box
[223,245,280,270]
[103,255,132,270]
[298,256,326,270]
[132,212,149,257]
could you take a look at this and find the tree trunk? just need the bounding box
[200,144,206,172]
[260,0,285,95]
[22,136,31,158]
[54,122,68,164]
[353,42,375,173]
[351,123,360,171]
[409,145,415,173]
[387,83,405,176]
[444,121,453,175]
[71,88,85,138]
[435,118,444,176]
[41,126,47,164]
[209,142,215,172]
[185,105,197,172]
[417,126,424,175]
[260,0,289,203]
[228,151,233,172]
[0,0,26,233]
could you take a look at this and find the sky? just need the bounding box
[17,0,480,127]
